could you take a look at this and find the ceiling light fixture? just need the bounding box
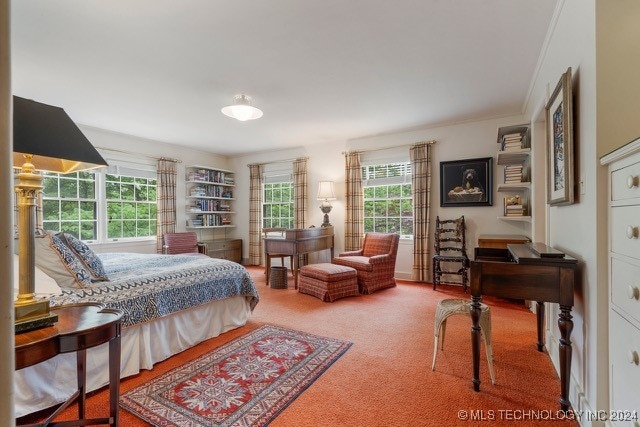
[221,94,263,121]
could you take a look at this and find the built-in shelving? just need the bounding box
[496,124,531,222]
[185,165,236,229]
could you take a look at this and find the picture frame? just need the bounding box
[545,67,574,206]
[440,157,493,207]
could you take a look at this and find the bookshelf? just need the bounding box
[185,165,236,229]
[496,124,531,222]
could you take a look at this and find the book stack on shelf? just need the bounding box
[500,132,524,151]
[188,169,233,184]
[503,194,526,217]
[504,165,523,183]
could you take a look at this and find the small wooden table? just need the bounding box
[16,303,123,426]
[470,243,576,411]
[264,227,334,288]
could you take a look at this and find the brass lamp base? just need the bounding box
[15,299,58,334]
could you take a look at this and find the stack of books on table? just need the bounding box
[500,132,523,151]
[504,165,523,183]
[503,195,525,216]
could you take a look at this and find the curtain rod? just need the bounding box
[247,156,309,167]
[341,139,436,155]
[96,146,181,163]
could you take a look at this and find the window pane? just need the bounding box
[60,201,78,220]
[122,220,136,237]
[59,178,77,198]
[43,200,60,221]
[122,203,136,219]
[137,203,150,219]
[137,220,150,237]
[374,200,387,216]
[43,221,60,232]
[42,177,59,197]
[121,176,134,183]
[262,182,294,229]
[108,220,123,238]
[148,186,156,201]
[78,179,95,198]
[121,184,134,200]
[374,186,388,199]
[106,181,120,199]
[362,162,413,237]
[108,202,122,220]
[60,221,79,237]
[81,221,97,240]
[80,201,96,220]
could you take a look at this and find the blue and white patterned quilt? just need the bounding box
[49,253,259,328]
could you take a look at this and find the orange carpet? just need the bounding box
[21,266,579,426]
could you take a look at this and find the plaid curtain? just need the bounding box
[293,158,308,265]
[410,142,432,281]
[155,159,177,253]
[344,151,363,251]
[248,164,263,265]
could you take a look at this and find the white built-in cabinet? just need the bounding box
[601,139,640,427]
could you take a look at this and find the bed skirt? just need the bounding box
[15,296,252,417]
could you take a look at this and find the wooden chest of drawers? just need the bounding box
[602,139,640,426]
[202,239,242,263]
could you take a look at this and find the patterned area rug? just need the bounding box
[120,325,352,426]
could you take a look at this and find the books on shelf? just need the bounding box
[187,169,235,185]
[503,195,527,216]
[503,165,523,183]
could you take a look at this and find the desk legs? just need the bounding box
[536,301,545,351]
[558,305,573,412]
[470,295,482,391]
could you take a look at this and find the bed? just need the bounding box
[14,251,259,418]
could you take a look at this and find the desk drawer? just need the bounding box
[609,311,640,420]
[611,206,640,258]
[612,258,640,325]
[612,159,640,202]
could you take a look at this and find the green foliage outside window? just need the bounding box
[263,182,294,229]
[42,171,97,240]
[362,162,413,238]
[106,174,157,239]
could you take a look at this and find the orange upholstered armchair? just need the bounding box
[332,232,400,294]
[162,232,207,255]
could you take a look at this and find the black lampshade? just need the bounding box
[13,96,108,173]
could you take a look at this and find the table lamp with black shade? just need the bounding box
[13,96,108,333]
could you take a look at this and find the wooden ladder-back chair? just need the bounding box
[432,216,469,292]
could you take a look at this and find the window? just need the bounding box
[362,162,413,238]
[263,182,294,229]
[41,164,157,242]
[42,171,98,240]
[105,174,157,239]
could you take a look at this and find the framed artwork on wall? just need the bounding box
[546,67,574,206]
[439,157,493,207]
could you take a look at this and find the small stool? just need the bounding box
[298,263,359,302]
[432,298,496,384]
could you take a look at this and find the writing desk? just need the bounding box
[470,243,577,411]
[16,303,123,426]
[264,226,334,288]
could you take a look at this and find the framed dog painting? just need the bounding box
[439,157,493,207]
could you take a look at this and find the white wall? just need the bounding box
[78,125,237,254]
[523,0,606,418]
[0,0,15,422]
[230,114,532,279]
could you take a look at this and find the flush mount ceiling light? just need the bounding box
[221,94,263,121]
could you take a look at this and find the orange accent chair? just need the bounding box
[162,232,207,255]
[332,232,400,294]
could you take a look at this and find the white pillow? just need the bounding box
[13,254,62,296]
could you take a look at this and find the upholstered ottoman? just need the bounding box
[298,263,359,302]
